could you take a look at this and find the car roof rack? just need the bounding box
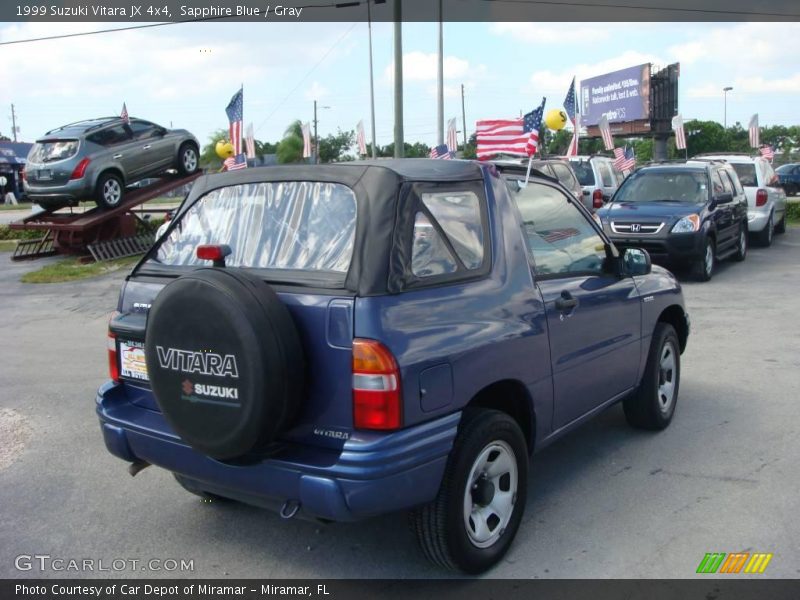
[693,152,754,157]
[44,117,121,136]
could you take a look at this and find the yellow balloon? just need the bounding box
[215,140,235,159]
[545,109,568,131]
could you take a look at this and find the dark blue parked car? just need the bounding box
[98,160,689,573]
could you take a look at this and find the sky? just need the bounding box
[1,20,799,148]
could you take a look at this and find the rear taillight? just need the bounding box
[108,331,119,383]
[70,157,90,180]
[592,189,604,209]
[756,189,767,207]
[352,339,401,430]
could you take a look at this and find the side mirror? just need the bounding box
[155,127,167,137]
[715,192,733,204]
[623,248,652,276]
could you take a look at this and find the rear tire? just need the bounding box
[410,409,528,574]
[774,215,786,234]
[624,323,680,431]
[95,172,124,209]
[692,236,715,282]
[176,143,199,176]
[755,213,774,247]
[732,222,747,262]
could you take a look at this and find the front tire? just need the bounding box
[692,236,715,281]
[410,409,528,574]
[176,143,199,176]
[624,323,681,430]
[95,172,124,209]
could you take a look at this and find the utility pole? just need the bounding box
[10,104,18,142]
[436,0,444,146]
[313,100,318,164]
[461,83,467,148]
[367,0,378,158]
[393,0,404,158]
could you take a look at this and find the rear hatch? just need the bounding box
[110,179,359,449]
[27,139,80,186]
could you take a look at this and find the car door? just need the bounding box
[596,160,617,201]
[88,124,137,177]
[129,120,173,177]
[710,169,735,248]
[511,181,641,429]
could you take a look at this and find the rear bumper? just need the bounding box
[25,178,93,205]
[96,381,458,522]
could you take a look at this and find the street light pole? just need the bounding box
[313,100,318,164]
[436,0,444,146]
[393,0,404,158]
[367,0,378,158]
[723,86,733,128]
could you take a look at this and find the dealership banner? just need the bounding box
[580,64,652,127]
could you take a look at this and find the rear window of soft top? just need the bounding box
[154,181,357,274]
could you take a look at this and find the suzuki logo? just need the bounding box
[630,223,641,233]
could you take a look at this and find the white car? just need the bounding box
[694,154,787,246]
[567,155,625,211]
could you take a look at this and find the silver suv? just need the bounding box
[568,155,625,211]
[24,117,199,209]
[694,154,787,246]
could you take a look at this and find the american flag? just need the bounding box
[672,114,686,150]
[446,117,458,153]
[245,123,256,159]
[760,145,774,161]
[223,153,247,171]
[301,122,312,159]
[598,115,614,151]
[542,227,580,243]
[356,120,367,155]
[564,77,579,157]
[225,87,244,156]
[748,114,760,148]
[613,145,636,172]
[429,144,454,159]
[476,97,545,160]
[120,102,129,125]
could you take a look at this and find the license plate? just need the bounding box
[37,169,52,181]
[119,341,149,381]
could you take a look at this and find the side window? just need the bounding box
[710,171,726,195]
[87,125,131,147]
[411,212,458,277]
[597,162,614,187]
[420,191,484,270]
[512,183,607,277]
[717,170,733,194]
[724,170,742,195]
[129,120,157,140]
[551,163,577,189]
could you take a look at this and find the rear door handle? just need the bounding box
[142,144,152,150]
[112,154,122,159]
[555,291,578,312]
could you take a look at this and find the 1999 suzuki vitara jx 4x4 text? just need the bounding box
[98,160,689,573]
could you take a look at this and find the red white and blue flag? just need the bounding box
[672,114,686,150]
[748,114,760,148]
[476,97,546,160]
[224,154,248,171]
[356,120,367,156]
[301,122,312,159]
[429,144,454,159]
[120,102,129,125]
[446,117,458,153]
[614,145,636,172]
[245,123,256,159]
[564,77,579,157]
[598,115,614,151]
[760,145,774,161]
[225,87,244,156]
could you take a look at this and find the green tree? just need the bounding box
[319,129,355,163]
[200,129,229,168]
[276,120,305,164]
[462,133,477,159]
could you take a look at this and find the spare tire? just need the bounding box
[145,268,305,461]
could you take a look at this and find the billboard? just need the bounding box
[580,64,651,126]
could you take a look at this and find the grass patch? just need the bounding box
[77,196,179,207]
[20,255,141,284]
[0,226,43,241]
[0,240,18,252]
[0,203,31,211]
[786,200,800,225]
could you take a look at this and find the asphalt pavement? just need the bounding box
[0,229,798,579]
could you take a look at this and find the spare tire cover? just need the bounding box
[145,268,305,460]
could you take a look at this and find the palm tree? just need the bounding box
[277,120,306,164]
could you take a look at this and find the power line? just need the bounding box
[253,22,359,135]
[480,0,799,18]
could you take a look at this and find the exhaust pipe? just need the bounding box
[280,499,301,519]
[128,460,151,477]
